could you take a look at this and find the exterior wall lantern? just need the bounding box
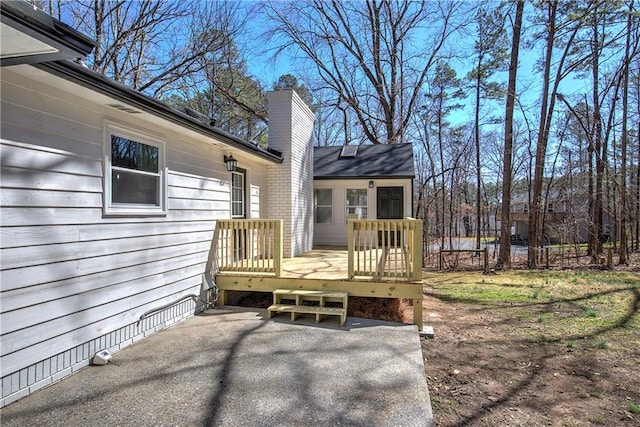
[224,154,237,172]
[368,180,374,188]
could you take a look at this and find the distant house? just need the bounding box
[1,1,314,406]
[313,144,415,247]
[510,190,617,244]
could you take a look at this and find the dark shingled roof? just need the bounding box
[314,144,414,179]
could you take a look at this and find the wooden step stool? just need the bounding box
[267,289,348,326]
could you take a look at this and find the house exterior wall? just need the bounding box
[266,89,314,257]
[0,66,269,406]
[313,178,413,247]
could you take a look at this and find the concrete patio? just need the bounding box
[0,306,433,426]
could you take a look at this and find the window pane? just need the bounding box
[315,189,332,224]
[315,189,332,206]
[346,189,367,222]
[111,136,158,173]
[232,173,243,188]
[112,170,159,205]
[347,206,367,220]
[347,189,367,207]
[231,171,245,218]
[316,207,332,224]
[232,201,244,217]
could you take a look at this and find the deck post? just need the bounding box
[274,219,284,277]
[347,220,355,279]
[413,298,423,331]
[484,247,489,272]
[218,289,227,305]
[411,220,423,282]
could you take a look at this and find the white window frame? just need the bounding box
[103,121,167,216]
[231,169,246,218]
[314,188,333,224]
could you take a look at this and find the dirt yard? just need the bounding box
[420,270,640,426]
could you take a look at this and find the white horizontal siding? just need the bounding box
[2,274,198,354]
[1,188,103,208]
[1,276,201,364]
[2,251,207,312]
[1,230,212,270]
[0,65,269,402]
[0,206,225,226]
[1,240,211,290]
[0,221,214,249]
[0,166,102,193]
[312,179,413,246]
[0,141,102,176]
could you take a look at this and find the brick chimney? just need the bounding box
[266,89,315,258]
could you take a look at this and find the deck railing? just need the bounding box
[347,219,423,282]
[215,219,283,276]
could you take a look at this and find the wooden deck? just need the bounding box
[281,247,351,279]
[215,248,424,330]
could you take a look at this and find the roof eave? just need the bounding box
[34,60,283,164]
[314,175,414,180]
[1,1,95,66]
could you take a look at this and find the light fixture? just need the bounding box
[369,180,374,188]
[224,154,237,172]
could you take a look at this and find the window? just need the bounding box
[315,189,332,224]
[104,122,166,216]
[346,189,367,223]
[231,169,246,218]
[547,203,554,213]
[523,204,529,213]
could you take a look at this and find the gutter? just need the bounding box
[1,1,95,66]
[313,175,415,180]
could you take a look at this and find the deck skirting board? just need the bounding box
[0,300,196,408]
[215,275,423,299]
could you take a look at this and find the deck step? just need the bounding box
[268,289,348,325]
[273,289,347,299]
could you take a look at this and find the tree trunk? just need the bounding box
[528,0,557,268]
[591,13,604,264]
[475,72,482,250]
[496,0,524,269]
[619,1,633,264]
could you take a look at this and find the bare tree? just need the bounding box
[467,5,509,250]
[265,0,467,144]
[618,0,638,264]
[496,0,524,269]
[527,0,586,268]
[46,0,247,99]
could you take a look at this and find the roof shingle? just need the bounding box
[314,144,414,179]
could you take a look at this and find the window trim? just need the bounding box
[231,168,246,219]
[103,121,167,216]
[314,188,333,224]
